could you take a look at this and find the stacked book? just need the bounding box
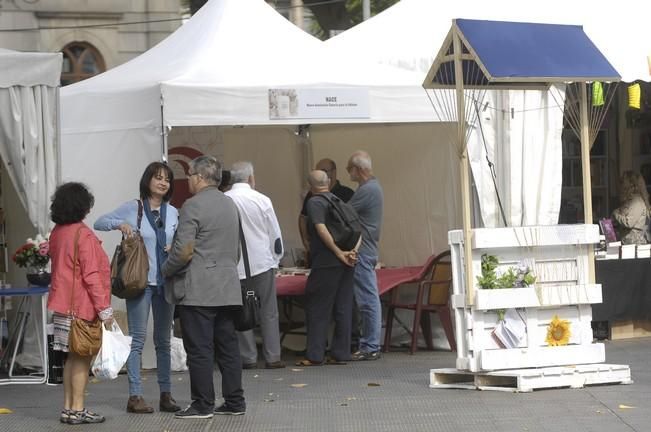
[637,244,651,258]
[595,235,607,259]
[602,241,621,260]
[621,244,636,259]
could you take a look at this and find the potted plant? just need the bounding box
[12,234,51,286]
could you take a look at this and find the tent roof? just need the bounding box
[62,0,430,132]
[424,19,620,89]
[325,0,649,83]
[0,49,62,87]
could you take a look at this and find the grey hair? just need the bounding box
[308,170,329,188]
[190,155,221,185]
[230,161,254,184]
[350,151,372,171]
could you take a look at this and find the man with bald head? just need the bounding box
[297,170,357,366]
[298,158,354,258]
[346,150,384,361]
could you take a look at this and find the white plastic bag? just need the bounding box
[170,334,188,372]
[91,322,132,380]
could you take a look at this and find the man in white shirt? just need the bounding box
[226,161,285,369]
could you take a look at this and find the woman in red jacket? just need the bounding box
[47,182,113,425]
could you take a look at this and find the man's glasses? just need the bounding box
[151,210,163,229]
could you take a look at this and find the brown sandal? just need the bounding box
[325,358,348,365]
[295,359,323,367]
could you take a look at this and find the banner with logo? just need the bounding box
[268,88,369,120]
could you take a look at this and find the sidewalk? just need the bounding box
[0,338,649,432]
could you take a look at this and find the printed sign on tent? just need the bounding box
[268,88,369,120]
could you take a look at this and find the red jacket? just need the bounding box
[47,222,111,321]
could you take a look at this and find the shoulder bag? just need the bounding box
[233,214,260,332]
[111,200,149,299]
[68,226,103,357]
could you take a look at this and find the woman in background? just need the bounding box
[612,170,651,244]
[48,182,113,424]
[94,162,180,414]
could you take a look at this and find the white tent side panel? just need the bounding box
[60,126,163,237]
[310,123,461,266]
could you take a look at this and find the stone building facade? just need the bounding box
[0,0,182,84]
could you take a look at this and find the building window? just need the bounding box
[60,42,105,86]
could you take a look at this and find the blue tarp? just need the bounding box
[455,19,620,81]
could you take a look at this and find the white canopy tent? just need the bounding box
[0,49,61,369]
[0,49,61,236]
[325,0,650,228]
[324,0,649,82]
[61,0,462,268]
[61,0,464,364]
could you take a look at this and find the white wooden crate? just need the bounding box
[430,364,632,392]
[449,225,609,373]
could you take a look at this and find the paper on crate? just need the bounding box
[492,308,527,348]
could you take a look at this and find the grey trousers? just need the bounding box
[237,268,282,364]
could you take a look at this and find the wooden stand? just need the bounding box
[444,224,631,391]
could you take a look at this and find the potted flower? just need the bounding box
[12,234,51,286]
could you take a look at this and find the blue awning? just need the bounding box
[424,19,621,88]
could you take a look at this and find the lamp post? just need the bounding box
[362,0,370,20]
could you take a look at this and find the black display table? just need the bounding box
[593,259,651,322]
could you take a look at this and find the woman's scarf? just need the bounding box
[142,199,168,291]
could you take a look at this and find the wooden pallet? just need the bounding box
[430,363,632,392]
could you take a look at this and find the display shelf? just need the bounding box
[466,284,602,310]
[449,224,600,249]
[449,224,606,373]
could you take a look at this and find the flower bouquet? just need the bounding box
[12,234,51,286]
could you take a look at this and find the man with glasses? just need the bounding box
[346,151,384,361]
[163,156,245,419]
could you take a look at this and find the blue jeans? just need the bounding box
[353,253,382,353]
[126,285,175,396]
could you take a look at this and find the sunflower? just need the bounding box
[545,315,571,346]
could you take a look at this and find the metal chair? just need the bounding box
[383,250,456,354]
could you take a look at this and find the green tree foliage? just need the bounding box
[182,1,400,39]
[345,0,399,26]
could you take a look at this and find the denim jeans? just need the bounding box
[353,253,382,353]
[126,285,175,396]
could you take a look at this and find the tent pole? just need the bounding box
[160,95,168,162]
[579,83,596,283]
[452,28,475,305]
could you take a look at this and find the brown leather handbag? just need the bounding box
[110,200,149,299]
[68,226,102,357]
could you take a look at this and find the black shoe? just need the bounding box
[214,403,246,416]
[351,350,381,361]
[265,361,286,369]
[242,362,258,370]
[174,405,213,419]
[66,409,105,424]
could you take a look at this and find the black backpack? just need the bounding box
[315,194,363,251]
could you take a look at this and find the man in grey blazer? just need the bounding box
[163,156,246,419]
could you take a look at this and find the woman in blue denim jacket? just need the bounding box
[95,162,180,414]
